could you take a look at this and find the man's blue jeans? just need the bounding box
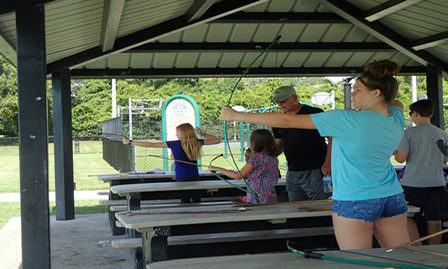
[286,169,328,201]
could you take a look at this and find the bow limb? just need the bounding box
[223,35,282,204]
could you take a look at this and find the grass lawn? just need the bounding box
[0,200,107,229]
[0,140,402,193]
[0,141,116,193]
[0,140,403,229]
[0,202,20,228]
[0,141,281,193]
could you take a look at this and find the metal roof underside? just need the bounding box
[0,0,447,77]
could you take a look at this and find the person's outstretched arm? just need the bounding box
[209,163,253,179]
[196,128,221,145]
[221,107,316,129]
[122,137,167,148]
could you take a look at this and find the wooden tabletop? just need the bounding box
[110,178,286,196]
[98,170,221,182]
[116,202,331,230]
[150,244,448,269]
[115,201,419,231]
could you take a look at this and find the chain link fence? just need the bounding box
[1,121,287,176]
[99,115,290,174]
[125,120,288,175]
[0,137,19,146]
[0,136,102,150]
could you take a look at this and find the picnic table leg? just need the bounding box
[137,227,170,268]
[108,190,125,235]
[126,192,142,238]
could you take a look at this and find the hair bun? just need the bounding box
[363,60,400,78]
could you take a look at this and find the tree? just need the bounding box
[0,56,18,136]
[2,50,448,137]
[71,79,112,136]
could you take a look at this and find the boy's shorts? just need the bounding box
[332,193,408,221]
[402,186,448,221]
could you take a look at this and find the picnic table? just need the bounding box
[115,201,420,267]
[111,178,287,238]
[98,170,230,235]
[110,178,287,211]
[98,170,225,184]
[150,244,448,269]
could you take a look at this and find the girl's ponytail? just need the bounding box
[177,123,202,160]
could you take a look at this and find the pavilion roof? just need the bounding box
[0,0,446,78]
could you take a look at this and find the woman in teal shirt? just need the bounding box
[221,60,409,250]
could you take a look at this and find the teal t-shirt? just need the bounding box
[310,106,405,201]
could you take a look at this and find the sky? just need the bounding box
[325,76,350,83]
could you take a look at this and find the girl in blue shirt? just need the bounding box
[123,123,221,202]
[220,60,410,250]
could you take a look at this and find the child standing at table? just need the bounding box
[210,129,279,204]
[394,99,448,244]
[123,123,221,203]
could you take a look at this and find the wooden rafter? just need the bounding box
[319,0,448,75]
[186,0,218,22]
[364,0,423,22]
[47,0,268,73]
[129,42,394,53]
[70,66,426,78]
[100,0,126,52]
[412,31,448,51]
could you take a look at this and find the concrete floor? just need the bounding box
[0,214,134,269]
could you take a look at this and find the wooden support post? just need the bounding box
[141,227,170,268]
[426,65,444,129]
[52,69,75,220]
[16,3,50,269]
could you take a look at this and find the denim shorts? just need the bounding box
[332,193,408,221]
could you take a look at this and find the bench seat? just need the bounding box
[112,226,334,249]
[101,197,237,206]
[109,200,242,212]
[100,199,180,206]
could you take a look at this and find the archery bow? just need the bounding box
[222,35,282,203]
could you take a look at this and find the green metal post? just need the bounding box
[240,122,244,162]
[246,123,250,149]
[223,121,228,158]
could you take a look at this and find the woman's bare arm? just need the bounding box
[221,107,316,129]
[196,128,221,145]
[123,137,167,148]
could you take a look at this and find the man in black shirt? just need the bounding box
[272,86,332,201]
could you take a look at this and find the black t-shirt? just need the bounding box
[272,104,327,171]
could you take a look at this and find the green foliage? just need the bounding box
[0,56,18,136]
[71,79,112,136]
[2,54,448,137]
